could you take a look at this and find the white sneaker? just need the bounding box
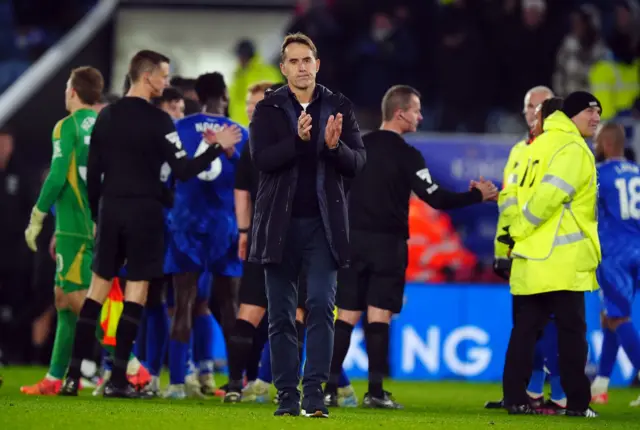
[337,385,358,407]
[185,374,206,399]
[242,379,270,403]
[163,384,187,400]
[198,373,216,396]
[141,376,161,397]
[630,395,640,407]
[92,370,111,397]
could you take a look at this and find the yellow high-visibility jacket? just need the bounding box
[508,111,601,295]
[228,55,283,127]
[495,138,528,261]
[589,58,640,120]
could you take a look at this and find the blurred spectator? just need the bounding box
[228,39,282,127]
[553,4,609,97]
[346,10,417,129]
[151,87,186,120]
[170,77,201,116]
[436,0,490,133]
[492,0,565,114]
[0,127,36,363]
[589,0,640,120]
[285,0,340,90]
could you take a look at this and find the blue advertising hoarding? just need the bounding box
[341,283,640,387]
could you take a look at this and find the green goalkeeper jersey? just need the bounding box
[35,108,97,239]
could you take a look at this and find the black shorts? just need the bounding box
[336,230,408,314]
[93,197,165,282]
[239,260,267,308]
[239,262,307,310]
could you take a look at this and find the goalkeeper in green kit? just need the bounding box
[21,67,104,395]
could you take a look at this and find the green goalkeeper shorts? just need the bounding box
[55,236,93,292]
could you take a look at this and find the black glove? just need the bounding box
[497,226,515,248]
[493,258,512,280]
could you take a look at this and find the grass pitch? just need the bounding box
[1,366,639,429]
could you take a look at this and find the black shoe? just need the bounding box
[363,391,403,409]
[224,390,242,403]
[484,399,504,409]
[324,392,339,407]
[564,407,598,418]
[507,404,542,415]
[274,390,301,416]
[302,388,329,418]
[103,381,153,399]
[59,378,80,396]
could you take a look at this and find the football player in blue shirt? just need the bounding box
[590,123,640,406]
[163,72,246,398]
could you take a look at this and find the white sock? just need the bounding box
[127,356,141,375]
[591,376,610,395]
[550,397,567,408]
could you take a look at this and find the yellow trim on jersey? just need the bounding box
[65,243,86,285]
[52,117,67,140]
[333,306,338,322]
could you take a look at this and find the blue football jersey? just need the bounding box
[170,113,249,231]
[597,159,640,240]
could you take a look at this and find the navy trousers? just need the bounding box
[265,217,337,396]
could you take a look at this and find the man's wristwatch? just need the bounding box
[238,227,250,234]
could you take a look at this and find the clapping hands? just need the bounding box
[469,176,499,201]
[325,113,343,149]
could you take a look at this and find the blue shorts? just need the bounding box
[164,233,242,277]
[597,247,640,318]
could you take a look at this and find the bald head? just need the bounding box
[524,86,553,129]
[594,122,625,161]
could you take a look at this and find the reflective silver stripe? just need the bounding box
[499,197,517,214]
[508,174,518,184]
[523,204,543,226]
[554,231,586,246]
[542,174,576,197]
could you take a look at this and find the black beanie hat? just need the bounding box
[562,91,602,119]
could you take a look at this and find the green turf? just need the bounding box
[1,367,638,429]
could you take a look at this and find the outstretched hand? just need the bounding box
[470,177,499,201]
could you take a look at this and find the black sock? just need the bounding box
[325,320,354,395]
[228,319,257,390]
[67,298,102,379]
[296,320,306,376]
[246,319,268,381]
[366,322,389,398]
[111,301,144,387]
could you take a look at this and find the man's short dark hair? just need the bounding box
[540,97,563,120]
[128,50,170,83]
[151,87,184,107]
[194,72,226,105]
[171,76,196,92]
[280,32,318,62]
[70,66,104,105]
[381,85,421,121]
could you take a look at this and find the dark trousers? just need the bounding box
[503,291,590,411]
[265,217,337,395]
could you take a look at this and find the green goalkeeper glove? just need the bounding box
[24,207,47,252]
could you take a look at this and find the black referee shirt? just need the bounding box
[86,97,223,218]
[348,130,483,239]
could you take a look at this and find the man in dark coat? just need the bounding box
[249,32,365,417]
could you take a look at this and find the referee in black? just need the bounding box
[324,85,498,408]
[60,50,242,398]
